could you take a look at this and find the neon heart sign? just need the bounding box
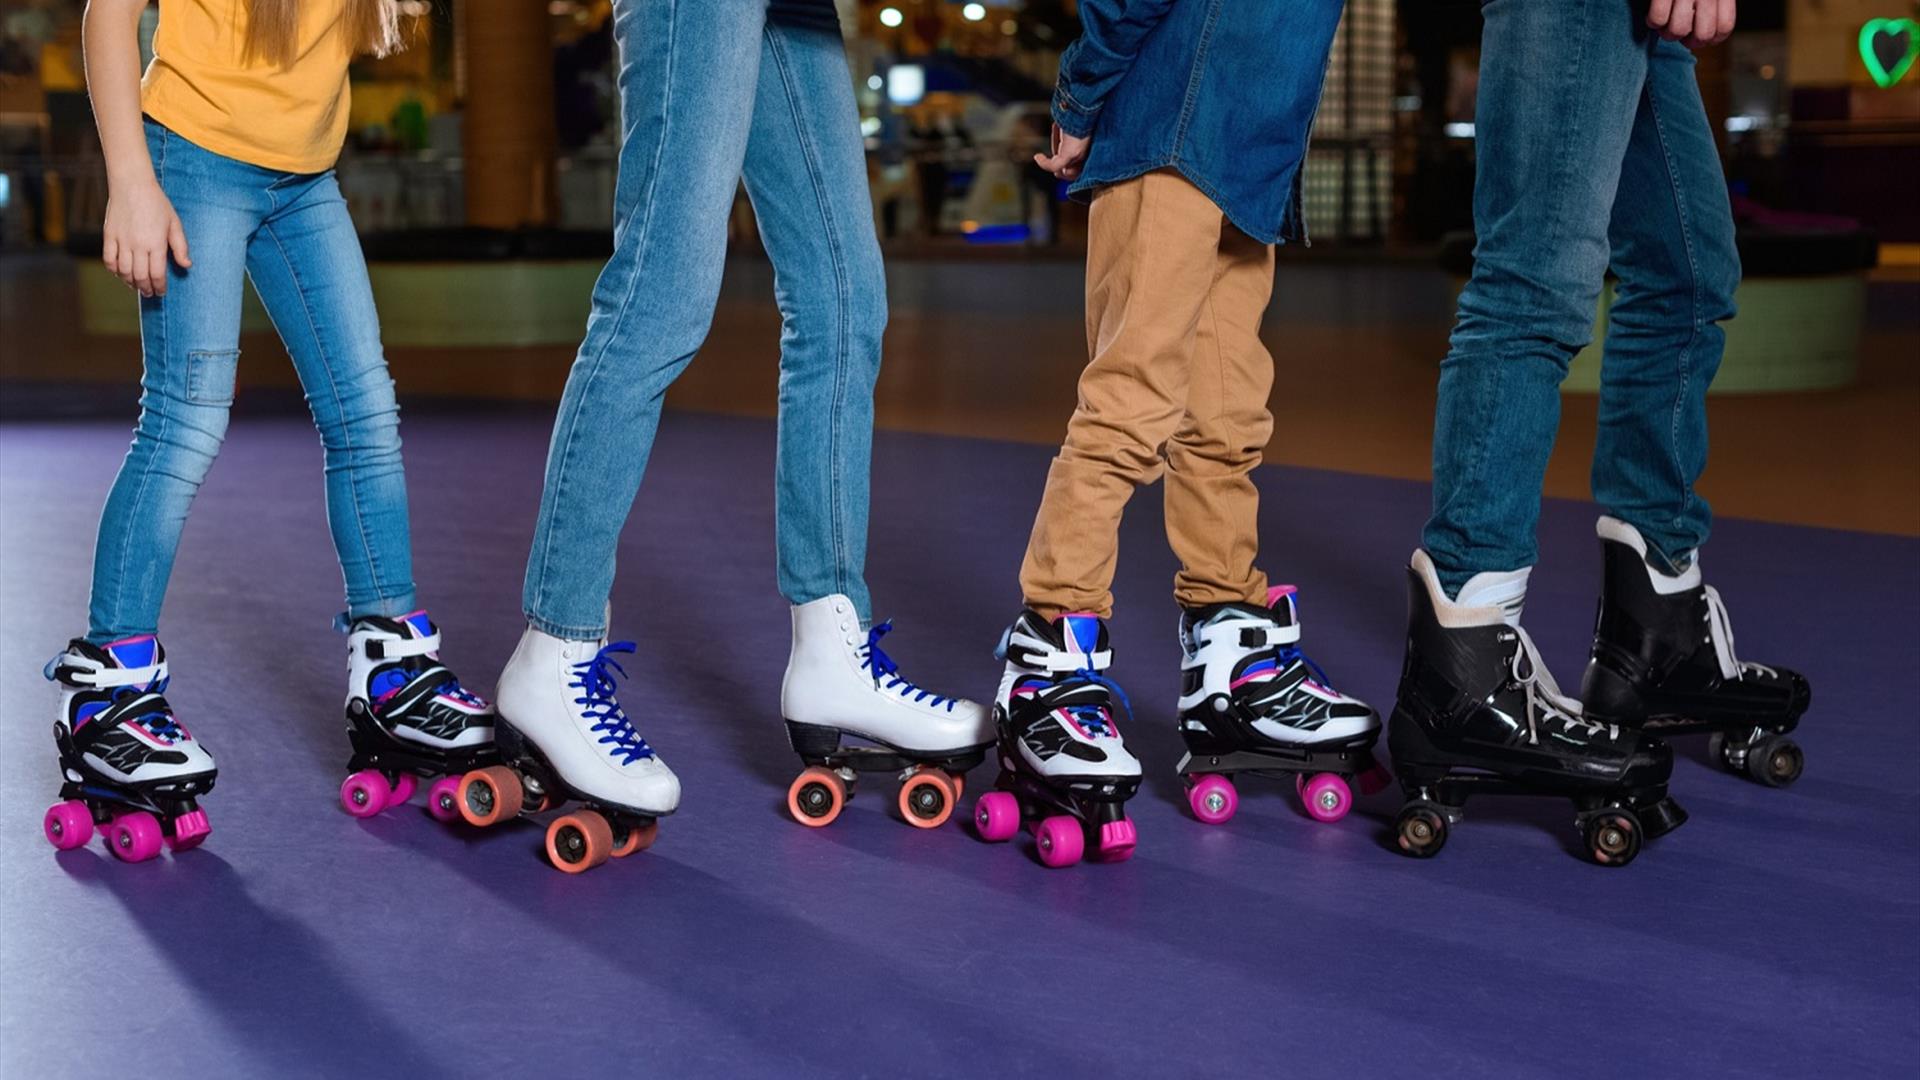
[1859,17,1919,89]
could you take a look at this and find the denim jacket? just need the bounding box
[1052,0,1346,244]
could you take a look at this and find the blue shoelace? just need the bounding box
[862,621,957,712]
[569,642,655,765]
[1061,666,1131,738]
[1275,646,1335,692]
[114,687,185,742]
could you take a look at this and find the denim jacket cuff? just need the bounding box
[1051,83,1099,139]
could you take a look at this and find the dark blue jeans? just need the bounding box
[1424,0,1740,594]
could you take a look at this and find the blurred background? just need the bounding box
[1,0,1915,535]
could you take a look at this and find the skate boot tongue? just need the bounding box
[103,635,161,671]
[1054,613,1107,669]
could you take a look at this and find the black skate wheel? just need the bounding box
[1395,804,1448,859]
[1584,809,1643,868]
[1746,736,1804,788]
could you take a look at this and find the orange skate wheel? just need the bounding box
[609,817,659,858]
[546,810,614,873]
[898,768,956,829]
[787,767,846,828]
[457,765,524,828]
[946,770,967,802]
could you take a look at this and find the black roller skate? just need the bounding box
[42,636,216,862]
[338,611,499,823]
[1388,552,1688,867]
[973,611,1140,868]
[1581,517,1811,787]
[1175,585,1390,825]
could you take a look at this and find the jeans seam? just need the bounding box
[108,128,175,638]
[1644,75,1702,534]
[260,214,388,602]
[529,0,681,624]
[768,28,856,602]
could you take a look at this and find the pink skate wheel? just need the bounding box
[1186,775,1239,825]
[1356,764,1393,796]
[1096,818,1138,862]
[426,776,463,823]
[106,812,164,863]
[339,770,392,818]
[167,809,211,852]
[43,800,94,851]
[973,791,1020,843]
[1034,815,1085,869]
[1300,773,1353,823]
[386,773,417,808]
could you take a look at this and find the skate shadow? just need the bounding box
[55,850,455,1080]
[366,822,1098,1075]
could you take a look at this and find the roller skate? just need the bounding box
[1581,517,1810,787]
[479,626,678,874]
[338,611,498,823]
[972,611,1140,868]
[1175,585,1389,826]
[42,635,215,862]
[781,594,993,830]
[1388,551,1687,867]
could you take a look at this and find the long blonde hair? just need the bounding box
[245,0,402,65]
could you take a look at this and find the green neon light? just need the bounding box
[1859,17,1919,89]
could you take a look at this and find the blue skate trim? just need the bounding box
[861,622,957,711]
[106,637,157,669]
[1062,615,1100,655]
[570,642,656,765]
[404,613,434,638]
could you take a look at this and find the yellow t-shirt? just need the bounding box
[141,0,356,175]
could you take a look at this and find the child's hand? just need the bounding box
[1646,0,1736,49]
[102,179,191,298]
[1034,123,1092,182]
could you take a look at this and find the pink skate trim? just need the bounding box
[168,809,211,851]
[102,634,158,649]
[1229,671,1277,691]
[1097,818,1138,859]
[1265,585,1298,606]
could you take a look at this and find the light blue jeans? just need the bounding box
[87,120,417,642]
[523,0,885,638]
[1424,0,1740,594]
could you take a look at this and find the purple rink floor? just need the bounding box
[1,407,1916,1079]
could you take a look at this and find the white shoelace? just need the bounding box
[1511,627,1615,745]
[1704,585,1777,682]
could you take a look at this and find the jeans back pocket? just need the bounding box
[185,349,240,406]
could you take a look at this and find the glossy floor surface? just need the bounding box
[2,411,1915,1078]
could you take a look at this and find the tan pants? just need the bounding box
[1020,170,1277,618]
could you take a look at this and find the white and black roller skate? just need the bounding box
[1388,551,1688,867]
[338,611,498,823]
[1581,517,1810,787]
[781,594,993,830]
[972,610,1140,868]
[483,626,678,874]
[1175,585,1389,826]
[42,635,215,862]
